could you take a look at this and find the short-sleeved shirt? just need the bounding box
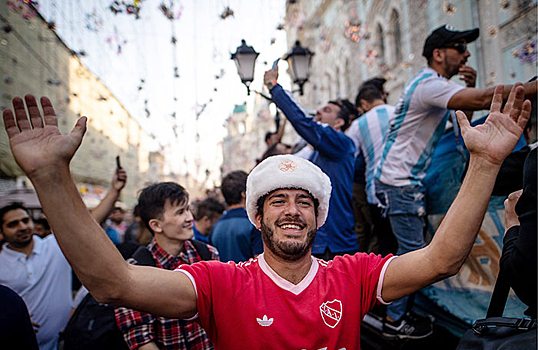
[348,104,396,204]
[377,67,465,187]
[0,235,72,350]
[115,239,218,349]
[178,252,394,349]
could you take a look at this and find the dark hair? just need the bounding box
[194,198,225,221]
[328,100,351,131]
[0,203,30,228]
[255,188,320,219]
[259,143,292,163]
[34,218,50,230]
[221,170,248,206]
[265,131,275,143]
[356,85,384,105]
[361,77,386,93]
[137,182,189,234]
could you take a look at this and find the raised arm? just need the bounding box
[90,167,127,224]
[381,84,531,302]
[447,80,537,111]
[2,95,197,319]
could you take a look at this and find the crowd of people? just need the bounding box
[0,24,536,350]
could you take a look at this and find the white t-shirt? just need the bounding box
[376,67,465,187]
[0,235,73,350]
[348,104,396,204]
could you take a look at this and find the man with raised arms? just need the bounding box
[2,84,530,349]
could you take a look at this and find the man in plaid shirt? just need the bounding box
[115,182,219,350]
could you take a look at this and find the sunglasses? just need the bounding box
[440,42,467,53]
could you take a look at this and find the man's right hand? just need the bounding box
[264,68,279,90]
[504,189,523,231]
[3,95,86,180]
[112,168,127,191]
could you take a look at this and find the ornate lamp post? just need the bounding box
[283,40,314,95]
[231,39,259,95]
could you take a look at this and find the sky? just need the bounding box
[35,0,289,185]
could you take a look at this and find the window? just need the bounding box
[390,9,402,63]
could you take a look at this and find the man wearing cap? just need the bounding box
[263,67,359,261]
[2,84,532,348]
[375,24,537,338]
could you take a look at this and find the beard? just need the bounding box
[260,218,316,262]
[6,232,33,249]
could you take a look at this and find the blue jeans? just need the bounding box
[375,180,427,321]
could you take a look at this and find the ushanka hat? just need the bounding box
[246,155,332,229]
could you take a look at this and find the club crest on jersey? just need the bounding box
[320,299,342,328]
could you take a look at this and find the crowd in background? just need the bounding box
[0,23,536,350]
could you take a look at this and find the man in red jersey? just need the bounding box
[2,84,531,349]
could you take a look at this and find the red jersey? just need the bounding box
[178,252,394,350]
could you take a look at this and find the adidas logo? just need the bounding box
[256,315,274,327]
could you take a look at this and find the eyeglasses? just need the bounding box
[440,42,467,53]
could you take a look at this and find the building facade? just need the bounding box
[0,2,165,207]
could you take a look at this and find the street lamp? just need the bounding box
[283,40,314,95]
[231,39,259,95]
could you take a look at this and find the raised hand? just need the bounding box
[3,95,86,179]
[456,83,531,166]
[112,168,127,191]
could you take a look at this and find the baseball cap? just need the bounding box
[422,24,479,58]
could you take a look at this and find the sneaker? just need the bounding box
[382,313,433,339]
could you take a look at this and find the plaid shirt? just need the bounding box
[115,239,219,350]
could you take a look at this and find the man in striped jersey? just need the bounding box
[347,85,396,257]
[376,24,537,339]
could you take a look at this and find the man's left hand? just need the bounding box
[456,83,531,166]
[459,65,477,87]
[112,168,127,191]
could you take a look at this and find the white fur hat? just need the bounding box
[246,155,332,229]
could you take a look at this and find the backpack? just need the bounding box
[61,239,212,350]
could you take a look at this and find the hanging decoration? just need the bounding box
[500,0,510,9]
[276,23,285,30]
[512,39,536,64]
[105,33,128,55]
[488,26,498,37]
[344,21,369,43]
[443,2,457,15]
[360,47,379,67]
[109,1,144,19]
[85,10,103,32]
[220,6,234,20]
[159,1,183,20]
[8,0,39,20]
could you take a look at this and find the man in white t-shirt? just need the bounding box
[2,85,532,348]
[376,24,537,338]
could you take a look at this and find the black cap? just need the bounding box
[422,25,479,58]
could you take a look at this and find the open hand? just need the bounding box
[3,95,86,179]
[456,84,531,166]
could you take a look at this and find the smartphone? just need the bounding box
[116,156,121,169]
[272,58,280,71]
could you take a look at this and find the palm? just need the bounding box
[458,84,531,166]
[3,95,86,178]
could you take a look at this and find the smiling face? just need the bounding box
[150,198,194,243]
[1,208,34,248]
[255,189,317,261]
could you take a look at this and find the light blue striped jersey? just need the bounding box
[347,104,395,204]
[376,67,465,187]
